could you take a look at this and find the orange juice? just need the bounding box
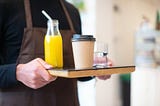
[44,19,63,68]
[44,34,63,67]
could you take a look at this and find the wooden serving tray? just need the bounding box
[48,66,135,78]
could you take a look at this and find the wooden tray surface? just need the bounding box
[48,66,135,78]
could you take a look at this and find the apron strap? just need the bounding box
[24,0,75,32]
[24,0,33,28]
[60,0,75,32]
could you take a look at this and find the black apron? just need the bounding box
[0,0,79,106]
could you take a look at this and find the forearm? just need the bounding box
[0,64,18,88]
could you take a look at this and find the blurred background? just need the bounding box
[67,0,160,106]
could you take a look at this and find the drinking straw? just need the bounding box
[42,10,54,34]
[42,10,52,21]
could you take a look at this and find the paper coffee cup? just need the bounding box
[72,34,96,69]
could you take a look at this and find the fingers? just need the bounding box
[36,58,56,81]
[16,58,57,89]
[107,58,113,66]
[36,58,53,69]
[97,75,111,80]
[49,76,57,82]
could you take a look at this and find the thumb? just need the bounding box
[36,58,53,69]
[36,58,53,81]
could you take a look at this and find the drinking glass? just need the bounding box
[93,42,108,68]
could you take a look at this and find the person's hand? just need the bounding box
[16,58,57,89]
[95,58,113,80]
[97,75,111,80]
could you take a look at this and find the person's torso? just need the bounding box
[0,0,81,64]
[0,1,80,106]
